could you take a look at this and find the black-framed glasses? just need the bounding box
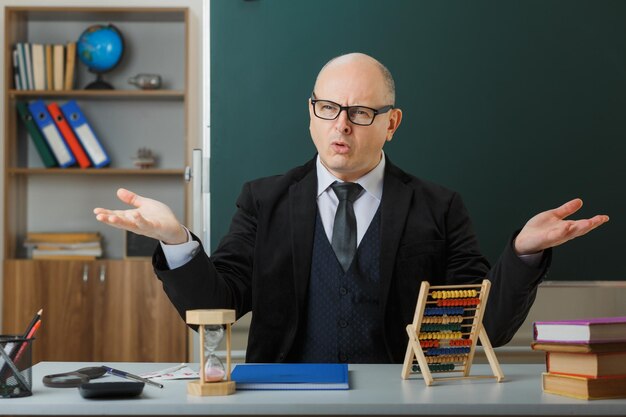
[310,94,393,126]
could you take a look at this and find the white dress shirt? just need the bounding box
[316,154,385,246]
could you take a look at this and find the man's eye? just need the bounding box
[351,108,372,117]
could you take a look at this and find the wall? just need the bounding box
[210,0,626,282]
[210,1,626,362]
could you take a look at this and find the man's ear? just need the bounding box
[386,108,403,141]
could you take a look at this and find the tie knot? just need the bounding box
[331,182,363,203]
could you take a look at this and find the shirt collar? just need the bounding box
[316,152,385,201]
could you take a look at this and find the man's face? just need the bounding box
[309,56,402,182]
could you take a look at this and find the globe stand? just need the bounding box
[85,73,114,90]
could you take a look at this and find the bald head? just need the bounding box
[313,53,396,105]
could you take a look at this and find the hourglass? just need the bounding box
[186,309,236,396]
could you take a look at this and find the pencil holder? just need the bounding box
[0,335,34,398]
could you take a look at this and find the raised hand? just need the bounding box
[93,188,188,245]
[514,198,609,255]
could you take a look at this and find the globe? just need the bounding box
[77,24,125,89]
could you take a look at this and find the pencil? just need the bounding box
[22,308,43,338]
[104,366,164,389]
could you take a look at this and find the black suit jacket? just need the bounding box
[154,155,550,363]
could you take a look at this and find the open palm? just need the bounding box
[93,188,187,244]
[514,198,609,255]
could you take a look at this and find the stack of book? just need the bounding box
[12,42,76,91]
[532,316,626,400]
[24,232,103,260]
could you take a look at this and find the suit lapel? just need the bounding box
[379,159,414,316]
[289,165,318,318]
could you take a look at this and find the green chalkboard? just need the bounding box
[211,0,625,280]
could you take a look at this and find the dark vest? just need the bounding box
[296,209,388,363]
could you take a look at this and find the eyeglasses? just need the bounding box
[310,94,394,126]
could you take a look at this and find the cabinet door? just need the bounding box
[3,260,93,363]
[92,260,187,362]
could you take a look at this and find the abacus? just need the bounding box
[401,279,504,386]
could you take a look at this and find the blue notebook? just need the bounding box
[231,363,349,390]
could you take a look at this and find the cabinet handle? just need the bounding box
[99,264,106,283]
[82,264,89,283]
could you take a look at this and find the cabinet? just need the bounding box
[3,260,187,363]
[2,7,190,362]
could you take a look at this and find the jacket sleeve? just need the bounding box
[443,192,550,347]
[153,182,257,323]
[483,233,551,346]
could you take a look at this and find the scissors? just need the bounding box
[43,366,108,388]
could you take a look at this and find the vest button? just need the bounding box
[338,319,348,328]
[339,287,348,295]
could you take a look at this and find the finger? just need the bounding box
[95,212,130,228]
[551,198,583,220]
[116,188,143,208]
[562,215,610,239]
[95,211,144,233]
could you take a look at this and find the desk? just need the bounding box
[2,362,626,416]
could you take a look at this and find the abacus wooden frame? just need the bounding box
[400,279,504,386]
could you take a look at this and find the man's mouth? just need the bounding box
[331,141,350,154]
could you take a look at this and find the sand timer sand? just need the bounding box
[186,309,236,396]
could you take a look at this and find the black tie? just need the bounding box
[331,182,363,272]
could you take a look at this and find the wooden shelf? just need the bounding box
[2,5,190,364]
[9,89,185,100]
[8,7,187,23]
[7,167,186,176]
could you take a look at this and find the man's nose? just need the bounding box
[335,109,352,135]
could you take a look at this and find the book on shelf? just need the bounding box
[60,100,111,167]
[16,43,29,90]
[27,99,76,168]
[23,43,34,91]
[31,254,99,261]
[32,247,102,259]
[25,232,102,260]
[533,317,626,344]
[542,372,626,400]
[52,44,64,91]
[45,44,53,90]
[31,241,101,250]
[16,101,57,168]
[64,42,76,90]
[543,351,626,378]
[231,363,349,390]
[31,44,46,90]
[25,232,101,244]
[47,102,91,168]
[12,48,22,90]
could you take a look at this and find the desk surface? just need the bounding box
[2,362,626,416]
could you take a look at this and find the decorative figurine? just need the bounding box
[128,73,162,90]
[186,309,236,396]
[132,147,156,169]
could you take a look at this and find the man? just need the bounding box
[94,53,608,363]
